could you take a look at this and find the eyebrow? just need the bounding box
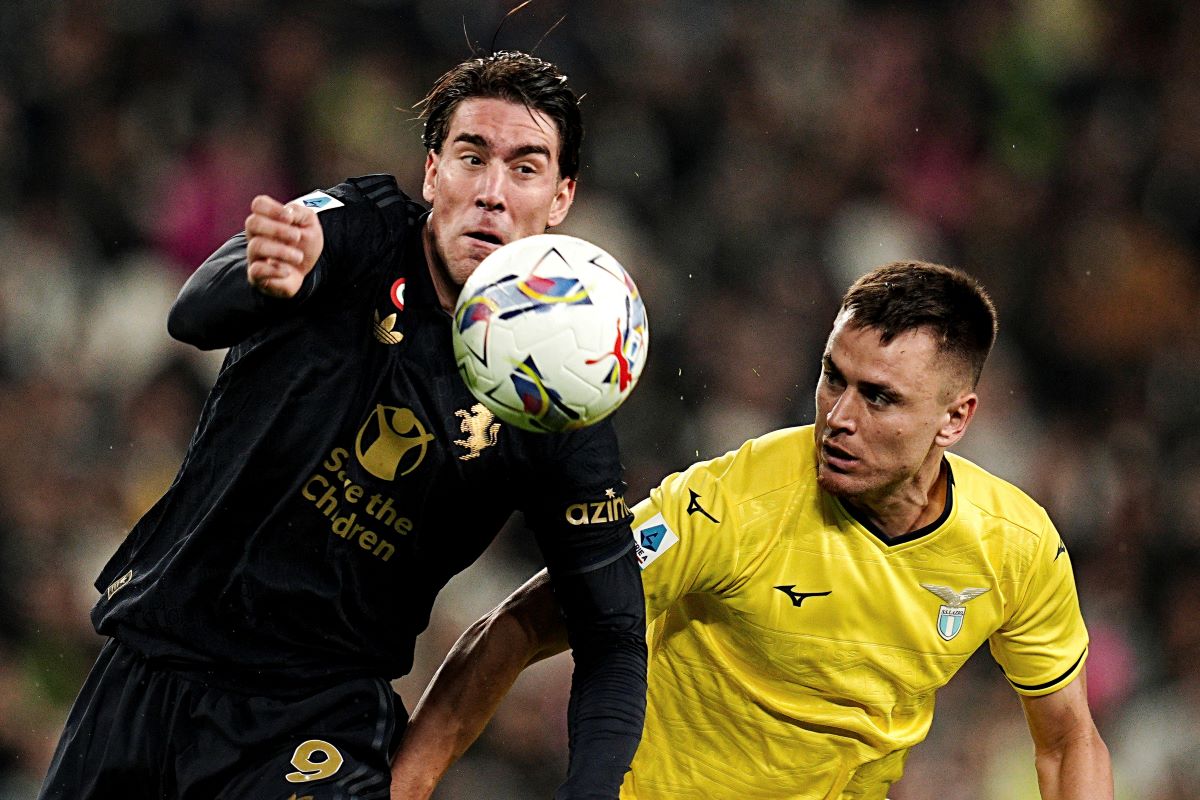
[823,354,899,399]
[451,133,551,161]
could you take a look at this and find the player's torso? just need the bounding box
[632,440,1025,799]
[96,200,535,677]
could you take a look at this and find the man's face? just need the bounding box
[813,311,975,503]
[422,96,575,290]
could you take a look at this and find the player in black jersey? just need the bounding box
[39,51,646,800]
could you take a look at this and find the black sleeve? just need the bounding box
[547,547,647,800]
[166,232,325,350]
[522,421,647,799]
[166,176,407,351]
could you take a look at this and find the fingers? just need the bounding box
[247,259,304,299]
[244,194,324,299]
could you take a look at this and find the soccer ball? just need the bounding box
[452,233,649,433]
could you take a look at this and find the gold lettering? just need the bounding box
[331,511,357,538]
[324,448,349,471]
[359,530,378,550]
[393,516,413,534]
[315,484,338,516]
[373,540,395,561]
[565,503,588,525]
[303,474,328,501]
[345,484,363,503]
[374,496,397,526]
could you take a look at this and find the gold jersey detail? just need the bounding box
[621,425,1089,799]
[105,569,133,600]
[454,404,501,461]
[354,405,433,480]
[373,309,403,345]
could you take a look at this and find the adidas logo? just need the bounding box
[373,309,403,345]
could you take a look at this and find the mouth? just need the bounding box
[820,439,858,472]
[465,231,504,247]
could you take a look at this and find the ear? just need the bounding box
[422,150,439,205]
[935,390,977,449]
[546,176,576,228]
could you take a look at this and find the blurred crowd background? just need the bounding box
[1,0,1197,797]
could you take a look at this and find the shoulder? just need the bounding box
[313,174,428,221]
[947,452,1054,540]
[665,425,814,505]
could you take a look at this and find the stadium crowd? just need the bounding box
[0,1,1196,798]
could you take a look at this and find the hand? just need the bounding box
[244,194,324,298]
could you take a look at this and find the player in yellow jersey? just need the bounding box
[390,261,1113,800]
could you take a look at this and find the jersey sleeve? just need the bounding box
[632,448,744,624]
[166,176,408,350]
[520,420,647,799]
[988,517,1090,697]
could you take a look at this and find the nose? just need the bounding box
[475,165,507,212]
[825,389,857,434]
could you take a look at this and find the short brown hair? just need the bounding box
[840,261,998,387]
[417,50,583,180]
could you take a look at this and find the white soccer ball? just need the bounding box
[452,233,649,433]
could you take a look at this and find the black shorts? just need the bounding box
[39,639,405,800]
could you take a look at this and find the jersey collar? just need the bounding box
[836,459,956,547]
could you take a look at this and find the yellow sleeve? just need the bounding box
[631,454,740,624]
[988,517,1090,696]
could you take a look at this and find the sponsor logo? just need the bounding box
[774,585,831,607]
[373,309,403,345]
[686,489,720,523]
[105,570,133,600]
[292,189,345,212]
[390,278,406,311]
[354,405,433,480]
[301,447,416,563]
[920,584,990,641]
[565,487,631,526]
[455,404,501,461]
[631,512,679,569]
[1055,539,1067,561]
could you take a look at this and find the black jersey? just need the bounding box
[91,175,644,688]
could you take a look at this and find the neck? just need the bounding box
[846,456,949,539]
[422,222,459,314]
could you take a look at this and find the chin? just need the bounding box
[816,466,870,500]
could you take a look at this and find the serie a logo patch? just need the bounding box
[632,513,679,569]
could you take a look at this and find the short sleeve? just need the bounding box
[988,518,1090,696]
[632,453,743,623]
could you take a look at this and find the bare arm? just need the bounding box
[1019,667,1113,800]
[390,570,568,800]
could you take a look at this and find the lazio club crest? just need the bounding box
[920,584,990,641]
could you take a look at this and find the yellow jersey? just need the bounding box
[622,425,1088,800]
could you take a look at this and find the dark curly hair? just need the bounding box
[417,50,583,180]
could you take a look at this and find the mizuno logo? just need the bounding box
[686,489,720,523]
[1055,540,1067,560]
[775,585,831,607]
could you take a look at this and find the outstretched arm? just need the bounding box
[1019,667,1113,800]
[390,570,569,800]
[167,195,324,349]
